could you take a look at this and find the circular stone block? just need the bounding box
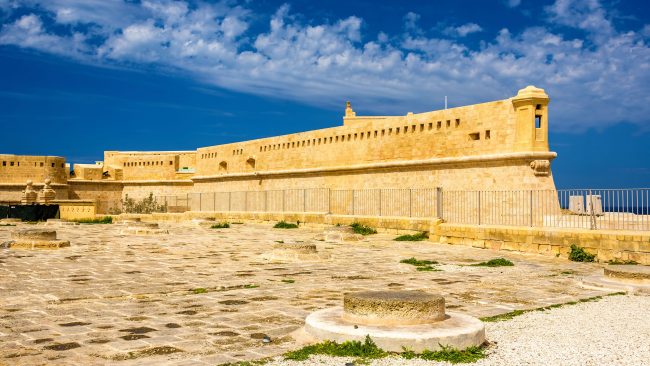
[12,229,57,241]
[1,218,22,224]
[343,291,445,326]
[305,307,485,353]
[314,226,364,243]
[604,265,650,282]
[7,229,70,249]
[272,242,318,254]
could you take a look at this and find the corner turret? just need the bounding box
[511,85,550,152]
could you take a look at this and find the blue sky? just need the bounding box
[0,0,649,188]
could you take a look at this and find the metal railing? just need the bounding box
[156,187,650,231]
[157,188,437,218]
[441,188,650,231]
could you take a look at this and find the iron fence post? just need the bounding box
[328,188,332,214]
[228,191,232,212]
[436,187,443,220]
[477,191,481,225]
[529,190,533,227]
[379,189,382,217]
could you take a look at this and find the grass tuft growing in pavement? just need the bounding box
[284,335,485,363]
[350,222,377,235]
[284,335,387,361]
[419,345,486,363]
[273,221,298,229]
[75,216,113,224]
[400,257,441,272]
[191,288,207,294]
[480,292,626,322]
[607,259,638,265]
[471,258,514,267]
[211,222,230,229]
[394,232,429,241]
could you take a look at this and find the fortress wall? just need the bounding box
[0,183,69,203]
[122,182,194,200]
[67,181,123,214]
[192,155,556,193]
[104,151,196,181]
[0,155,67,184]
[195,99,519,177]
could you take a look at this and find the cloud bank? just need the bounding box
[1,0,649,130]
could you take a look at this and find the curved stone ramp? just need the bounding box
[3,229,70,249]
[303,290,485,352]
[580,265,650,295]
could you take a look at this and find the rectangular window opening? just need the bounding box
[535,115,542,129]
[485,130,491,140]
[469,132,480,141]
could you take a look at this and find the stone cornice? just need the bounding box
[192,151,557,182]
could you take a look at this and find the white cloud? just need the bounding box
[505,0,522,8]
[444,23,483,37]
[0,0,649,132]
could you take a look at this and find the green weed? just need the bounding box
[351,222,377,235]
[419,345,486,363]
[394,232,429,241]
[284,335,387,361]
[74,216,113,224]
[568,244,596,262]
[607,259,638,265]
[471,258,514,267]
[273,221,298,229]
[191,288,207,294]
[211,222,230,229]
[480,292,625,322]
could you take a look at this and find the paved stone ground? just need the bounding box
[0,222,611,365]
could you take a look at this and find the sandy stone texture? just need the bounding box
[0,221,614,365]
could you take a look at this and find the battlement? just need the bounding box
[0,154,67,184]
[195,86,550,178]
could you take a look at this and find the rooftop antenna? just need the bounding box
[445,96,448,110]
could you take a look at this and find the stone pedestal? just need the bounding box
[3,229,70,249]
[314,226,364,243]
[303,290,485,352]
[262,240,326,262]
[119,222,168,235]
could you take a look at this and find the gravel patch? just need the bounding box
[264,294,650,366]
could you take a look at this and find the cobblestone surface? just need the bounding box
[0,222,610,365]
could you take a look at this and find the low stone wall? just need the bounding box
[106,211,650,264]
[430,223,650,265]
[115,211,430,233]
[57,200,96,220]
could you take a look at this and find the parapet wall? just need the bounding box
[430,223,650,265]
[0,154,67,184]
[194,87,549,179]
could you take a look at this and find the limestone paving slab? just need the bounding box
[0,222,611,364]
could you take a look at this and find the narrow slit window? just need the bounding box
[535,115,542,129]
[485,130,491,140]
